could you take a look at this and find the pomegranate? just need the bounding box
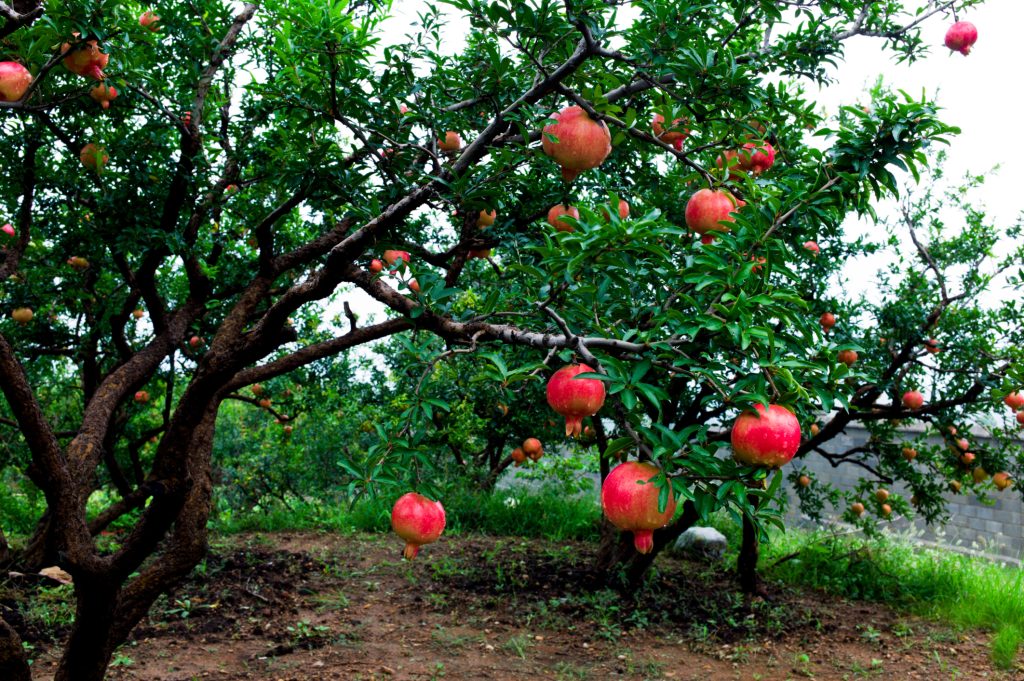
[0,62,32,102]
[80,144,109,174]
[62,39,109,81]
[139,10,161,31]
[408,278,420,293]
[89,83,118,109]
[956,438,969,451]
[546,364,606,437]
[1016,410,1024,426]
[651,113,689,150]
[259,398,271,408]
[251,384,264,396]
[850,502,865,516]
[134,390,149,403]
[391,492,446,559]
[438,131,462,153]
[11,307,33,324]
[132,309,144,319]
[601,461,676,554]
[541,105,612,182]
[382,249,410,271]
[740,141,775,174]
[468,248,491,260]
[924,338,941,354]
[950,480,962,493]
[600,199,629,221]
[902,390,924,410]
[993,472,1012,490]
[960,452,975,465]
[369,259,384,273]
[803,241,820,256]
[902,447,917,461]
[881,503,892,517]
[684,189,741,236]
[837,349,857,366]
[875,488,889,503]
[547,204,579,232]
[477,209,496,228]
[810,423,820,436]
[1,224,14,238]
[510,447,526,466]
[1003,392,1024,410]
[522,437,542,461]
[819,312,835,332]
[67,256,90,271]
[798,475,811,488]
[944,21,978,55]
[730,403,801,468]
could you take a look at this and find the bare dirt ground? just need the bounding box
[16,532,1016,680]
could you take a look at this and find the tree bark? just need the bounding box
[594,501,699,587]
[0,616,31,681]
[737,494,761,594]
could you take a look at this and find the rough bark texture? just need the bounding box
[594,501,699,587]
[737,503,760,595]
[0,616,31,681]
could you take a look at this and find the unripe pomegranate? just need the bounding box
[902,390,924,410]
[67,256,89,271]
[259,398,272,408]
[819,312,835,332]
[134,390,149,403]
[477,209,496,228]
[881,503,892,517]
[972,467,988,484]
[391,492,445,559]
[132,309,144,319]
[1003,392,1024,410]
[740,141,775,174]
[283,424,293,435]
[62,39,109,81]
[0,62,32,102]
[730,403,801,468]
[601,461,676,554]
[837,350,858,366]
[522,437,542,461]
[542,105,612,182]
[850,502,865,516]
[684,189,741,236]
[902,447,917,461]
[950,480,962,493]
[438,131,462,153]
[408,278,420,293]
[2,224,14,238]
[369,259,384,273]
[89,83,118,109]
[382,249,410,271]
[251,383,264,396]
[956,438,969,451]
[993,472,1012,490]
[803,241,820,256]
[875,488,889,503]
[959,452,975,466]
[798,475,811,488]
[11,307,33,324]
[139,10,161,31]
[510,447,526,466]
[547,204,579,232]
[80,144,109,174]
[546,364,606,437]
[944,21,978,55]
[651,113,689,150]
[810,423,820,436]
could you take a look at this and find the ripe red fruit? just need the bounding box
[408,279,420,293]
[62,39,109,81]
[960,452,976,465]
[477,209,496,228]
[11,307,33,324]
[547,204,580,232]
[924,338,941,354]
[89,83,118,109]
[902,390,924,410]
[875,488,889,503]
[438,131,462,153]
[740,141,775,174]
[542,105,612,182]
[850,502,865,517]
[601,461,676,554]
[881,503,892,517]
[369,259,384,273]
[819,312,835,332]
[1,224,14,238]
[730,403,801,468]
[134,390,149,403]
[189,335,203,348]
[902,447,917,461]
[510,447,526,466]
[803,241,820,256]
[139,10,161,31]
[1004,392,1024,410]
[80,144,109,174]
[0,62,32,102]
[546,364,606,437]
[837,350,858,366]
[1017,411,1024,426]
[993,472,1012,491]
[391,492,445,559]
[684,189,742,236]
[944,21,978,55]
[382,250,410,271]
[67,256,89,271]
[798,475,811,488]
[522,437,543,461]
[956,438,969,451]
[651,113,689,150]
[600,199,629,221]
[259,398,272,408]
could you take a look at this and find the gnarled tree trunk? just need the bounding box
[595,500,699,587]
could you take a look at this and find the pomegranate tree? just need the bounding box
[944,21,978,55]
[684,188,742,236]
[730,403,801,468]
[541,105,612,182]
[391,492,446,559]
[546,363,606,437]
[0,61,32,102]
[601,461,676,554]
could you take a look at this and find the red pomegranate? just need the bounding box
[522,437,543,461]
[477,209,496,228]
[80,144,109,174]
[944,21,978,55]
[819,312,835,332]
[902,390,925,410]
[89,83,118,109]
[542,105,612,182]
[924,338,941,354]
[547,204,579,232]
[741,141,775,174]
[652,113,689,150]
[803,241,820,256]
[1016,411,1024,426]
[731,403,801,468]
[837,350,858,366]
[438,131,462,153]
[600,199,629,221]
[684,189,741,236]
[134,390,149,403]
[1003,392,1024,410]
[546,364,606,437]
[369,259,384,273]
[391,492,446,560]
[1,224,14,238]
[601,461,676,554]
[382,249,410,271]
[0,62,32,102]
[62,39,109,81]
[139,10,161,31]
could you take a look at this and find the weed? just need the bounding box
[990,624,1021,670]
[502,633,533,659]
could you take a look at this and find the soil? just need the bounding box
[12,532,1017,680]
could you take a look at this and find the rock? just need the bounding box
[671,526,728,560]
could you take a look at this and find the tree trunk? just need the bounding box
[52,578,119,681]
[0,616,31,681]
[594,501,699,587]
[737,494,760,594]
